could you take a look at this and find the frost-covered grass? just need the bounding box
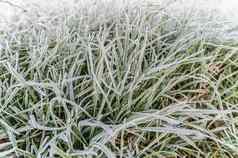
[1,0,238,157]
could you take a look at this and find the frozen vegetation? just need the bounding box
[0,0,238,157]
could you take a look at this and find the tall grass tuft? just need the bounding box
[0,0,238,157]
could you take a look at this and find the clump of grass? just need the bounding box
[0,0,238,157]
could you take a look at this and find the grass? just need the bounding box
[1,0,238,157]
